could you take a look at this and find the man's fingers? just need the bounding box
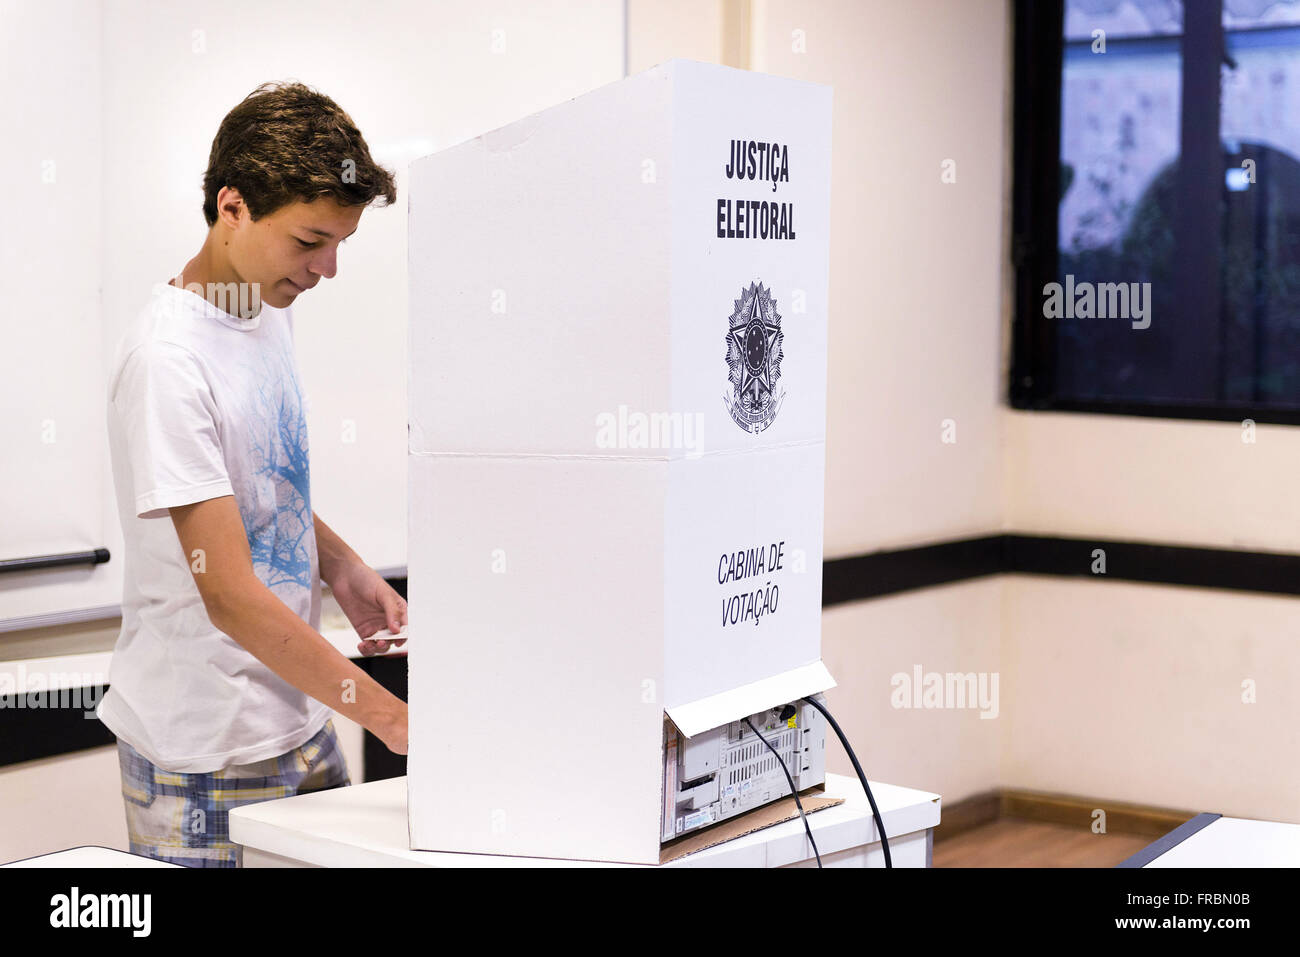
[382,593,404,634]
[356,615,407,657]
[357,635,396,656]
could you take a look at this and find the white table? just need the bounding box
[1133,815,1300,867]
[230,772,940,868]
[2,846,181,868]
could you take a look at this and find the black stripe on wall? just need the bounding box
[822,536,1007,605]
[822,533,1300,605]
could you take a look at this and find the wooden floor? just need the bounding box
[933,817,1155,867]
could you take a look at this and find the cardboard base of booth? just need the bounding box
[658,785,843,864]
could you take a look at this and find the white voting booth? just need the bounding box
[407,59,834,865]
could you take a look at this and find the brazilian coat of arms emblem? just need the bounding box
[724,281,785,433]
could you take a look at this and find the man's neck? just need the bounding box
[169,234,261,319]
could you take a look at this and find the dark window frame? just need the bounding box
[1009,0,1300,426]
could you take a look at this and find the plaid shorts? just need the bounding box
[117,717,351,868]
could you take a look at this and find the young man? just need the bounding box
[97,81,407,867]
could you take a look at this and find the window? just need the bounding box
[1012,0,1300,423]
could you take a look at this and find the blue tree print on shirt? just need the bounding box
[239,345,314,592]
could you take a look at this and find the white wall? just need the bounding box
[750,0,1010,803]
[824,580,1003,803]
[628,0,728,72]
[1005,412,1300,550]
[1001,577,1300,821]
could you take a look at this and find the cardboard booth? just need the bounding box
[407,59,834,864]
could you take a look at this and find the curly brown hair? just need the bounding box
[201,81,397,227]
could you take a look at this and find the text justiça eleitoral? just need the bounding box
[716,140,797,240]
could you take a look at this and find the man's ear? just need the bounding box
[216,186,246,230]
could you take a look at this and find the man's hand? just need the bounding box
[329,560,409,656]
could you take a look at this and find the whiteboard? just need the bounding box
[0,0,117,629]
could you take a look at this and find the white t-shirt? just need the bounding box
[96,279,331,772]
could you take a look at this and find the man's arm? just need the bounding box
[315,511,363,587]
[313,511,408,656]
[170,496,407,754]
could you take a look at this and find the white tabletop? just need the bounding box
[2,846,181,868]
[1144,817,1300,867]
[229,772,941,868]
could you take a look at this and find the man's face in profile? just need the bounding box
[226,193,364,309]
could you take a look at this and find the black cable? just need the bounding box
[802,695,892,868]
[743,715,822,867]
